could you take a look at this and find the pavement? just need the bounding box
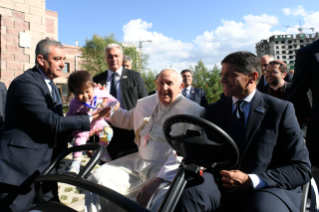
[56,151,101,212]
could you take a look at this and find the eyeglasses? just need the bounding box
[265,70,280,75]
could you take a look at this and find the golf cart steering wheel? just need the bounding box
[163,115,239,170]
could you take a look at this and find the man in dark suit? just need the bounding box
[285,72,294,82]
[259,60,311,137]
[0,39,111,212]
[257,55,292,90]
[176,51,311,212]
[181,69,208,107]
[0,82,7,128]
[257,55,274,90]
[287,39,319,176]
[93,44,147,159]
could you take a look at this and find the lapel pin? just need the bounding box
[256,106,265,113]
[123,75,127,79]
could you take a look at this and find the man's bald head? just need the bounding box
[260,55,274,75]
[156,68,184,105]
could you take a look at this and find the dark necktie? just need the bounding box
[182,88,187,97]
[49,81,62,106]
[229,101,246,152]
[110,72,117,98]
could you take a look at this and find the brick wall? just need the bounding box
[45,9,57,40]
[0,0,47,88]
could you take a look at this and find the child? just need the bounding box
[66,71,118,174]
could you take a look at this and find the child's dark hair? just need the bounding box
[68,71,94,93]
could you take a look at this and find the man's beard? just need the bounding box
[267,77,280,87]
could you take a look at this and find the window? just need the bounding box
[281,41,285,44]
[289,51,293,54]
[288,46,293,49]
[276,46,279,49]
[300,40,304,43]
[289,56,294,59]
[276,41,278,44]
[282,56,286,59]
[63,63,70,73]
[276,51,279,54]
[277,56,280,59]
[289,61,294,64]
[56,83,69,97]
[288,40,292,44]
[282,45,285,49]
[282,51,286,54]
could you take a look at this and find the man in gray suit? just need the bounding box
[93,44,147,159]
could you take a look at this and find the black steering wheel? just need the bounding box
[163,115,239,170]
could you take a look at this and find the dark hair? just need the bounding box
[221,51,261,82]
[181,69,192,75]
[68,71,94,93]
[268,61,287,74]
[35,38,64,65]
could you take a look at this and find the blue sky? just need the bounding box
[46,0,319,70]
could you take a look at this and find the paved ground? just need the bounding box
[56,151,101,212]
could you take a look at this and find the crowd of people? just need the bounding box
[0,38,318,212]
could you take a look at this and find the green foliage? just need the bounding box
[80,34,148,76]
[141,69,158,93]
[191,60,223,104]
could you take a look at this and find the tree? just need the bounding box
[141,69,158,93]
[80,34,148,76]
[191,61,223,104]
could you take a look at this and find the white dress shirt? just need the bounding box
[232,89,268,190]
[105,67,125,108]
[36,66,52,95]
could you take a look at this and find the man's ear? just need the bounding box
[282,72,287,78]
[250,72,258,83]
[37,55,45,66]
[180,82,185,89]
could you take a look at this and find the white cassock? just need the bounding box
[85,94,205,212]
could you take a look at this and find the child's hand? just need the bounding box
[88,128,101,137]
[94,83,105,90]
[100,98,109,109]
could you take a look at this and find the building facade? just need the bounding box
[0,0,83,105]
[256,33,319,70]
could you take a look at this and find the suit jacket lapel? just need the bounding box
[189,87,195,101]
[31,66,52,100]
[120,68,128,95]
[219,97,232,133]
[242,91,268,153]
[99,71,108,86]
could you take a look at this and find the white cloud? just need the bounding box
[282,5,309,16]
[122,11,318,71]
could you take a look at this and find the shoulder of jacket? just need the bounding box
[93,71,107,79]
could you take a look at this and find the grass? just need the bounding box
[63,105,69,114]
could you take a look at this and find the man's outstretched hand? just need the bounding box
[136,177,163,207]
[220,170,252,193]
[91,106,111,121]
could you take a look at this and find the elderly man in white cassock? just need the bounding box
[85,68,205,212]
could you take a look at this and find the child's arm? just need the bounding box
[66,99,79,116]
